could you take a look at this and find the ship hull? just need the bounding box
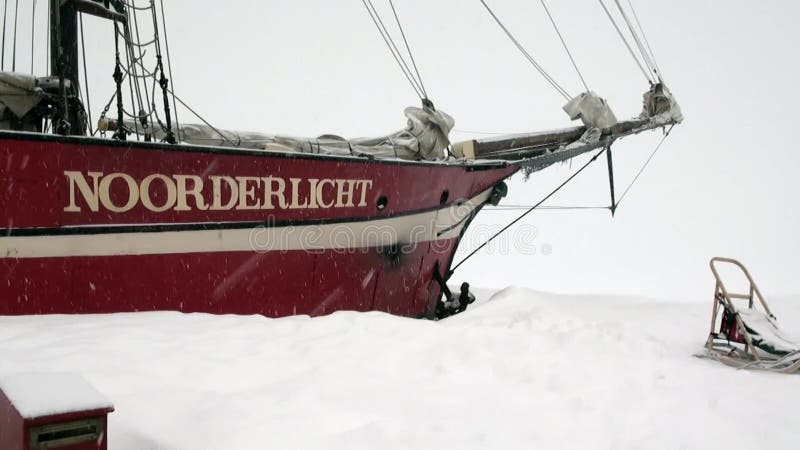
[0,132,516,317]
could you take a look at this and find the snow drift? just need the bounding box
[0,288,798,450]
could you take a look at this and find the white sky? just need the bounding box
[9,0,800,301]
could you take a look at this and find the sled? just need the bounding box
[701,257,800,373]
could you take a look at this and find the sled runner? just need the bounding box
[701,257,800,373]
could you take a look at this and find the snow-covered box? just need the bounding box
[0,373,114,449]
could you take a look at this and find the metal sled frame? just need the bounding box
[703,257,800,373]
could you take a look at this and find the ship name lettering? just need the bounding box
[63,171,373,213]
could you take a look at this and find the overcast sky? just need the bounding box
[12,0,800,301]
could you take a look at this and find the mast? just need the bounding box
[49,0,79,94]
[48,0,126,135]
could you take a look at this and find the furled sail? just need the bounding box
[107,103,455,161]
[0,73,43,121]
[0,72,86,133]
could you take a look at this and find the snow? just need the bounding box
[1,288,799,449]
[737,308,800,354]
[0,372,113,419]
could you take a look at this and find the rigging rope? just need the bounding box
[361,0,424,99]
[164,85,237,148]
[149,0,177,143]
[159,0,180,134]
[11,0,17,71]
[612,0,656,78]
[539,0,588,92]
[615,125,674,207]
[1,0,6,70]
[99,0,177,142]
[130,3,154,132]
[388,0,427,99]
[597,0,652,84]
[118,25,143,136]
[479,0,571,101]
[45,0,49,73]
[79,13,93,135]
[452,148,607,271]
[29,0,34,74]
[486,205,609,211]
[626,0,661,79]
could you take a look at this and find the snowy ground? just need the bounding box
[1,288,799,450]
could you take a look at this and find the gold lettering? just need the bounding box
[174,175,208,211]
[316,179,335,208]
[236,176,262,210]
[99,173,139,213]
[288,178,309,209]
[307,179,320,209]
[261,176,288,210]
[140,174,177,212]
[210,176,238,210]
[64,171,102,212]
[335,179,357,208]
[356,180,373,207]
[65,172,373,213]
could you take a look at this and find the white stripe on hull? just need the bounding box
[1,189,491,258]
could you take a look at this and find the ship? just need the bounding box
[0,0,681,318]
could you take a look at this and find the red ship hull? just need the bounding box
[1,132,516,317]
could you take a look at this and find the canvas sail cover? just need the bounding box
[119,104,455,161]
[0,73,43,119]
[563,91,618,131]
[640,83,683,124]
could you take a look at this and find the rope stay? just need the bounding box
[11,0,17,71]
[486,205,609,211]
[597,0,653,83]
[612,0,657,79]
[479,0,571,101]
[94,0,176,142]
[361,0,425,100]
[30,0,35,75]
[626,0,662,79]
[93,0,223,147]
[388,0,427,99]
[45,0,49,74]
[165,85,237,148]
[539,0,589,92]
[1,0,6,70]
[615,124,674,207]
[159,0,180,134]
[452,148,607,271]
[79,13,93,135]
[455,125,674,267]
